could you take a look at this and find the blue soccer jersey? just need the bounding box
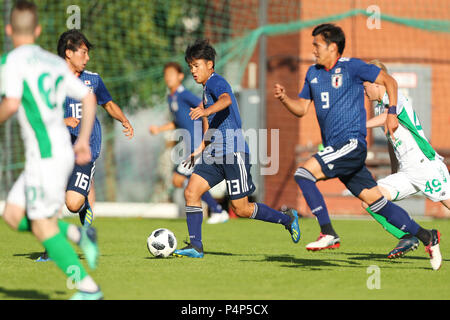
[202,73,249,157]
[298,58,381,147]
[64,70,112,161]
[168,85,203,154]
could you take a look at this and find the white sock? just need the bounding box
[67,224,81,243]
[77,275,99,293]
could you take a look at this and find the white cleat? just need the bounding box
[306,233,340,251]
[206,210,230,224]
[425,229,442,271]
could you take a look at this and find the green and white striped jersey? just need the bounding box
[0,44,89,160]
[374,90,440,169]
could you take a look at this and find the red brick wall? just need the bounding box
[238,0,450,217]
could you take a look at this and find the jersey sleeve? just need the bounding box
[298,68,312,100]
[95,76,113,105]
[209,76,231,100]
[1,54,23,99]
[64,68,90,101]
[182,90,202,108]
[349,58,381,83]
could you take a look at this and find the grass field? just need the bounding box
[0,216,449,300]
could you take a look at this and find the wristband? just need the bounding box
[387,106,397,115]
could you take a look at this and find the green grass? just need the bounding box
[0,216,449,300]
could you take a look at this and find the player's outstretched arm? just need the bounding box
[274,83,311,117]
[367,111,387,129]
[102,100,134,139]
[0,97,20,124]
[149,122,176,135]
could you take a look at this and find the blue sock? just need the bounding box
[294,168,331,227]
[369,197,420,235]
[250,203,291,225]
[201,191,223,213]
[185,206,203,249]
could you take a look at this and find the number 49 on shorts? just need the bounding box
[424,179,442,194]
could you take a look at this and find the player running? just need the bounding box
[0,0,102,299]
[363,59,449,259]
[173,39,300,258]
[35,30,134,262]
[274,24,441,270]
[149,62,229,224]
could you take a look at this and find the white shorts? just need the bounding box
[378,159,450,202]
[7,153,74,220]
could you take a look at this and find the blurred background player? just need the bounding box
[35,29,134,262]
[363,59,450,259]
[274,23,441,270]
[173,39,300,258]
[149,62,229,224]
[0,0,102,299]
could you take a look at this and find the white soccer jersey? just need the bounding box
[374,91,449,202]
[374,91,441,170]
[1,44,88,161]
[1,44,89,219]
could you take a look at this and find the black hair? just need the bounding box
[312,23,346,55]
[57,29,93,59]
[164,61,183,73]
[185,39,216,68]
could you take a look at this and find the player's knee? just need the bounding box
[172,175,185,188]
[184,186,200,203]
[230,203,252,218]
[65,196,84,213]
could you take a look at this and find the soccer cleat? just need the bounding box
[306,233,340,251]
[35,251,51,262]
[83,207,94,227]
[425,229,442,271]
[69,290,104,300]
[173,241,204,258]
[206,210,229,224]
[387,236,419,259]
[283,209,301,243]
[78,227,99,269]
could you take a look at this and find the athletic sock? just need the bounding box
[369,197,421,237]
[366,207,408,239]
[415,227,432,246]
[185,206,203,250]
[78,199,93,226]
[201,191,223,214]
[250,203,291,225]
[294,168,336,235]
[17,216,31,232]
[18,217,81,243]
[42,232,89,283]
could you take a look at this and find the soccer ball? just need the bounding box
[147,228,177,258]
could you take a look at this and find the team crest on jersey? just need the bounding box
[84,80,91,85]
[335,68,341,73]
[331,74,343,88]
[171,101,179,112]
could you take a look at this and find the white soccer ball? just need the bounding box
[147,228,177,258]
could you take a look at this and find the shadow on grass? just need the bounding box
[13,252,44,261]
[0,286,51,300]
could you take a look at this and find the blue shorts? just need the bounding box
[313,139,377,196]
[66,161,96,197]
[193,152,256,200]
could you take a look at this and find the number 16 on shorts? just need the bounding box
[67,162,95,196]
